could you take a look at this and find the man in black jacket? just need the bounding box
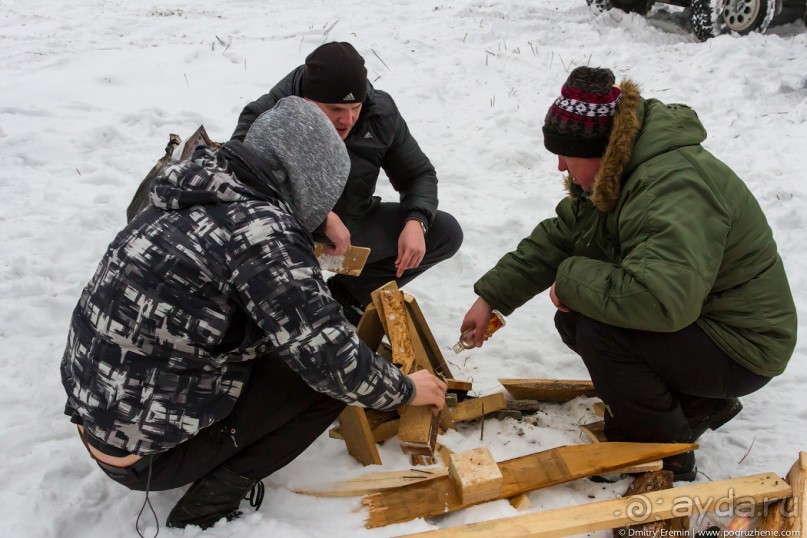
[232,42,463,323]
[62,97,448,530]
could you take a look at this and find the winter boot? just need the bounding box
[326,277,366,326]
[166,466,264,529]
[662,451,697,482]
[682,396,743,441]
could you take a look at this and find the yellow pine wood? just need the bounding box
[450,393,507,422]
[499,378,596,402]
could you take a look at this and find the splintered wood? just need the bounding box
[362,441,697,528]
[449,447,503,504]
[380,289,415,373]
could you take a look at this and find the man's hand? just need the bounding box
[460,296,494,348]
[407,369,448,415]
[323,211,351,255]
[395,219,427,278]
[550,282,570,312]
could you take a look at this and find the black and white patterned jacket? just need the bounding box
[61,142,414,455]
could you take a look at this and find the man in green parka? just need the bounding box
[461,67,797,480]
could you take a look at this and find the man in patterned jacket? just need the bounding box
[61,96,447,530]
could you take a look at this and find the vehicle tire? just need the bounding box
[611,0,654,15]
[586,0,613,13]
[718,0,769,34]
[690,0,722,41]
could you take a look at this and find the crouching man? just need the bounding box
[61,96,447,529]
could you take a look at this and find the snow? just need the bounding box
[1,1,805,536]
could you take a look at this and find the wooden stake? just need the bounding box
[403,293,455,378]
[362,441,698,528]
[338,406,381,466]
[499,378,596,401]
[399,472,791,537]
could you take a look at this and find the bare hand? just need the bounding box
[407,369,448,415]
[460,296,493,348]
[395,220,426,278]
[323,212,351,256]
[550,282,570,312]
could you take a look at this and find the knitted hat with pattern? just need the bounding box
[543,67,622,158]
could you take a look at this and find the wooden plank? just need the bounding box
[362,441,698,528]
[614,471,687,538]
[380,290,416,373]
[446,379,473,392]
[499,378,596,402]
[294,467,448,497]
[449,448,504,505]
[338,406,381,466]
[593,401,605,418]
[758,451,806,534]
[403,293,455,379]
[399,472,791,537]
[579,421,663,474]
[450,393,507,423]
[329,419,400,443]
[356,303,386,352]
[397,404,439,456]
[313,243,371,276]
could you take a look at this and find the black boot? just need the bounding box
[682,397,743,440]
[166,466,264,529]
[663,451,697,482]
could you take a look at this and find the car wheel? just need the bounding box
[719,0,769,34]
[690,0,722,40]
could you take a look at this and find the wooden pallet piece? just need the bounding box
[579,421,663,474]
[399,472,791,537]
[449,447,504,505]
[450,393,507,423]
[338,406,382,466]
[758,451,806,534]
[294,466,449,497]
[398,404,440,456]
[362,441,697,528]
[499,378,596,402]
[403,293,455,379]
[313,243,371,276]
[614,471,688,538]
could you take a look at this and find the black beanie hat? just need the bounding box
[302,42,368,104]
[542,67,622,158]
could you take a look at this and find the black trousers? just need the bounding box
[554,311,769,443]
[331,202,463,306]
[98,358,346,491]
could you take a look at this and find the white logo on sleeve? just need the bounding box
[363,132,373,139]
[343,92,355,101]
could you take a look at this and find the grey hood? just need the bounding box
[243,96,349,231]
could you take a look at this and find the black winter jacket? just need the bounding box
[231,67,439,235]
[61,142,414,455]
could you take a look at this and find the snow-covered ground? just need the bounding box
[1,1,805,536]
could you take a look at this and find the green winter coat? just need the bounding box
[475,79,796,377]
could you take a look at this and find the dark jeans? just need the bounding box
[331,203,463,306]
[97,358,346,491]
[554,311,770,443]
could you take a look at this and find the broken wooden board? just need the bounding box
[397,404,440,456]
[403,292,455,379]
[362,441,697,528]
[508,493,532,511]
[370,281,399,335]
[380,289,416,373]
[499,378,596,402]
[579,421,663,474]
[446,379,472,393]
[450,393,507,423]
[399,472,791,537]
[758,451,806,535]
[294,466,448,497]
[449,447,504,505]
[313,243,371,276]
[614,471,687,538]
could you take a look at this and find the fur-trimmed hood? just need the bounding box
[568,78,707,212]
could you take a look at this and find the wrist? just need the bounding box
[406,218,427,236]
